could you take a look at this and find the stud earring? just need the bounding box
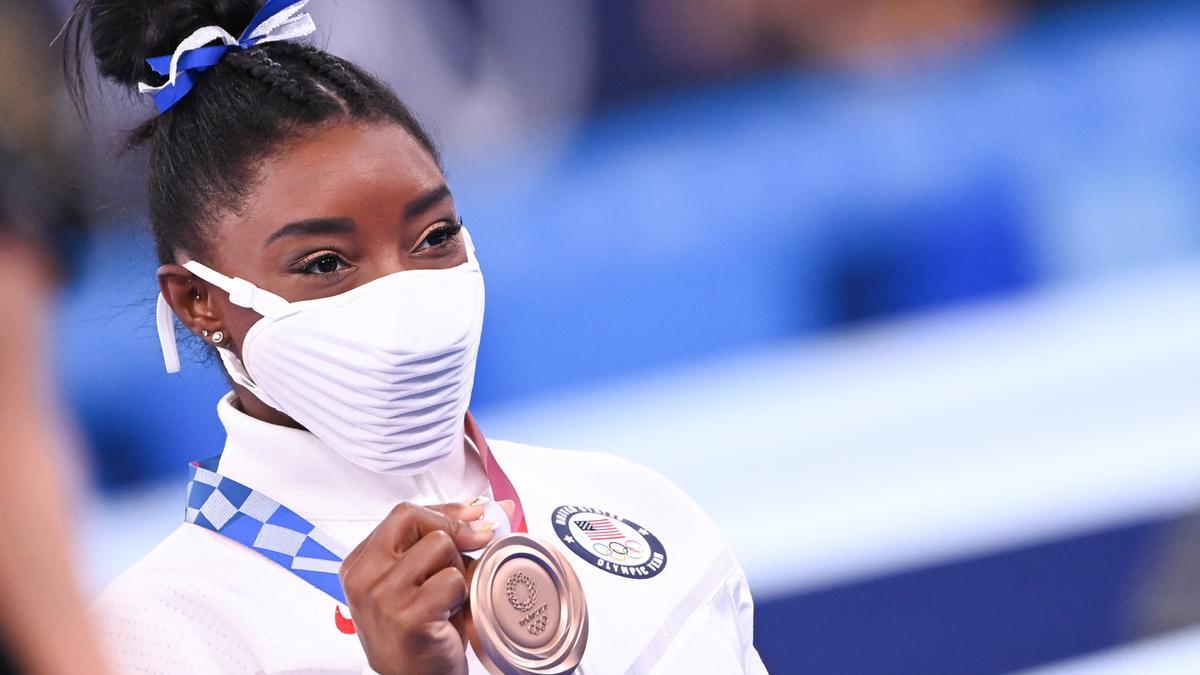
[201,329,210,338]
[211,331,225,344]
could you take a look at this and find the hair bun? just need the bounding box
[83,0,260,90]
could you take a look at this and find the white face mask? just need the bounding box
[155,230,485,475]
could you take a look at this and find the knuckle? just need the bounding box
[339,565,360,591]
[439,566,467,592]
[426,529,453,549]
[390,502,417,520]
[366,581,391,606]
[434,564,461,582]
[344,583,366,607]
[447,571,469,606]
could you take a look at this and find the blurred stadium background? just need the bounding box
[14,0,1200,672]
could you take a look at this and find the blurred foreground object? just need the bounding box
[0,2,108,672]
[0,237,106,674]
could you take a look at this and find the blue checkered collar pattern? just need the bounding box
[186,455,350,604]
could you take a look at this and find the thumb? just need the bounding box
[428,501,486,522]
[422,502,495,550]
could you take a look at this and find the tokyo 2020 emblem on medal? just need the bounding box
[467,534,589,675]
[551,505,668,580]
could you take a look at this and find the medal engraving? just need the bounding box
[506,572,536,612]
[491,560,560,648]
[467,534,588,675]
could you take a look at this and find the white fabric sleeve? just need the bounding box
[632,555,770,674]
[730,567,770,675]
[93,578,261,674]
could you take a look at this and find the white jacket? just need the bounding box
[95,394,767,674]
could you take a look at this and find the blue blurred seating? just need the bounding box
[58,0,1200,490]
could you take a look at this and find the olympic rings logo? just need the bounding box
[590,539,647,563]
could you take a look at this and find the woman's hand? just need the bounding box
[340,501,496,675]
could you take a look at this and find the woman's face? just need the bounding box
[160,121,463,422]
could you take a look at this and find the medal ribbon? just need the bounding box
[183,415,526,606]
[465,412,527,534]
[185,455,351,603]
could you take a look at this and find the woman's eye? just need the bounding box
[415,221,463,252]
[300,253,348,275]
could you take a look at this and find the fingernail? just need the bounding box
[469,495,490,507]
[470,519,495,532]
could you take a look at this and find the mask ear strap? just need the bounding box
[215,344,286,413]
[182,260,291,318]
[176,261,287,413]
[156,293,182,374]
[156,261,291,374]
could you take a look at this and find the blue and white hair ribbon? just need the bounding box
[137,0,317,113]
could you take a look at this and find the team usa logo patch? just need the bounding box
[551,505,667,579]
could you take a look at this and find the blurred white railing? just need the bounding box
[85,259,1200,605]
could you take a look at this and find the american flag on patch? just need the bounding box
[575,518,624,540]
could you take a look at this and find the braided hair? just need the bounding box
[64,0,440,265]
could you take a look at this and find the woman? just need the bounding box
[69,1,766,672]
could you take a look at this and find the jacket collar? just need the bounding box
[213,392,490,523]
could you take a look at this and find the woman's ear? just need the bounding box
[157,264,224,339]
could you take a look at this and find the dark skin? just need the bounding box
[158,121,511,675]
[160,121,467,428]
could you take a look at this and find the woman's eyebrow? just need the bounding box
[265,217,356,246]
[404,184,451,219]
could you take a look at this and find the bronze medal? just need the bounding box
[466,534,588,675]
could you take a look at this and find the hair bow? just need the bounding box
[137,0,317,113]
